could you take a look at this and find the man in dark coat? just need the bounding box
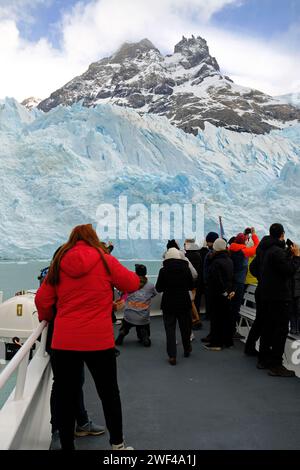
[156,248,194,365]
[205,238,235,351]
[254,223,300,377]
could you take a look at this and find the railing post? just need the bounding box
[14,351,30,401]
[37,324,48,357]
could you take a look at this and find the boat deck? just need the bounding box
[69,317,300,450]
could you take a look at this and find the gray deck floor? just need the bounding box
[73,317,300,450]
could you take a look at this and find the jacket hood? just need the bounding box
[163,258,188,268]
[60,241,101,278]
[230,242,246,253]
[185,242,200,251]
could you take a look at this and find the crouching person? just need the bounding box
[116,264,157,347]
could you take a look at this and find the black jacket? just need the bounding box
[251,236,300,301]
[207,251,234,297]
[155,258,194,313]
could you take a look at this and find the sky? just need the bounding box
[0,0,300,101]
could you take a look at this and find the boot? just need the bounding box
[268,365,296,377]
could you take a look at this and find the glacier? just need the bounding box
[0,97,299,260]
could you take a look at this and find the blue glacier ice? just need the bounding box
[0,98,299,260]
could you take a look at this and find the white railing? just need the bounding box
[0,321,48,398]
[0,321,53,449]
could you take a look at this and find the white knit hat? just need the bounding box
[213,238,227,252]
[164,248,182,260]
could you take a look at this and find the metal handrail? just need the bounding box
[0,320,48,400]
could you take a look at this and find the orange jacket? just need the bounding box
[229,233,259,258]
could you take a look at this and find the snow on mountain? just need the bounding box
[21,97,42,110]
[38,36,300,136]
[0,98,299,260]
[275,92,300,109]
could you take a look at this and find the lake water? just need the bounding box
[0,260,161,301]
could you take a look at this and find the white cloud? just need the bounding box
[0,0,51,23]
[0,0,299,101]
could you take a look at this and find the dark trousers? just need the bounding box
[245,287,263,352]
[210,294,233,347]
[50,354,88,433]
[231,282,245,333]
[162,310,192,358]
[259,299,290,367]
[52,348,123,450]
[119,319,150,340]
[204,286,212,319]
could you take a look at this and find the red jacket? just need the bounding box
[35,241,140,351]
[229,233,259,258]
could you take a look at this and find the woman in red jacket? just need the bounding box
[35,224,140,450]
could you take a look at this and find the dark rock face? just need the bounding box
[38,36,300,135]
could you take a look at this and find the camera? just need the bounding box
[244,227,252,236]
[286,239,294,248]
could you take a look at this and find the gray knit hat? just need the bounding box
[213,238,227,252]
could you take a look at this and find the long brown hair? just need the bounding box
[47,224,111,286]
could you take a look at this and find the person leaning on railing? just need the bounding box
[35,224,140,450]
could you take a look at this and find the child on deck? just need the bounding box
[115,264,157,347]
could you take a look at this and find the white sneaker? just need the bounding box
[190,332,195,341]
[115,320,122,325]
[112,442,134,450]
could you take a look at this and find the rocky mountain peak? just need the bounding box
[174,35,219,71]
[111,38,160,63]
[37,35,300,135]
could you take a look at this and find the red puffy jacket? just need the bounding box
[35,241,140,351]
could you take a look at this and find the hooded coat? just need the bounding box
[35,240,140,351]
[155,258,194,312]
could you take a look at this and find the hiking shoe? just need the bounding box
[268,365,296,377]
[112,441,134,450]
[203,344,222,351]
[168,357,177,366]
[75,421,105,437]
